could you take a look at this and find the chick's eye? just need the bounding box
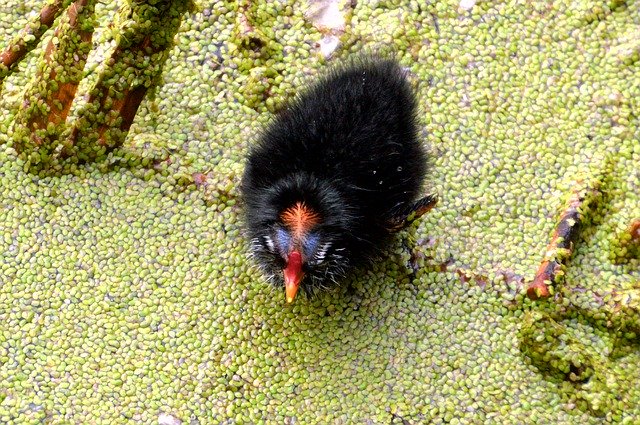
[262,235,275,253]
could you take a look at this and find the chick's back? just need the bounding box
[246,58,427,218]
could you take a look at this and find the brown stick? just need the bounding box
[12,0,96,169]
[64,35,160,153]
[97,36,156,147]
[31,0,94,135]
[65,0,192,160]
[628,218,640,251]
[527,177,602,300]
[630,219,640,242]
[0,0,66,84]
[613,218,640,262]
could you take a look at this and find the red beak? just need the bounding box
[284,251,304,303]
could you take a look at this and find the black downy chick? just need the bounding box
[241,56,437,303]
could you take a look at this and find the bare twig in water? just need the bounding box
[0,0,68,84]
[527,176,603,300]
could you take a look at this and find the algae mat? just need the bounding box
[1,0,639,423]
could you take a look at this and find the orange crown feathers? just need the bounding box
[280,202,321,238]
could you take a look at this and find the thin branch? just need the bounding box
[65,0,192,161]
[0,0,67,84]
[527,176,603,300]
[13,0,96,165]
[612,218,640,263]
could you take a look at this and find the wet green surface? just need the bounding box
[1,0,639,423]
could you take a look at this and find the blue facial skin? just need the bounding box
[302,232,320,258]
[276,227,291,255]
[276,227,320,260]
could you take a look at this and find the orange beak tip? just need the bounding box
[284,274,303,303]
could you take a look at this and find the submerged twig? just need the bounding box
[629,219,640,245]
[611,218,640,263]
[12,0,96,166]
[65,0,192,162]
[527,176,603,300]
[0,0,69,85]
